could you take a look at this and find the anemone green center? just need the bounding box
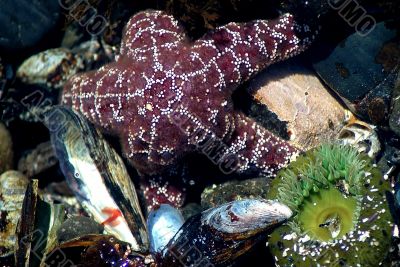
[298,188,358,241]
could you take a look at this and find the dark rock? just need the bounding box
[0,58,14,107]
[18,141,57,178]
[313,22,400,124]
[201,177,270,209]
[395,184,400,219]
[387,236,400,267]
[166,0,278,39]
[57,216,104,243]
[395,179,400,209]
[0,58,4,92]
[44,181,75,197]
[42,182,84,217]
[166,0,326,39]
[389,116,400,139]
[376,144,400,175]
[372,1,400,30]
[389,74,400,137]
[0,254,14,266]
[0,84,59,124]
[388,173,400,234]
[0,0,61,53]
[180,202,203,220]
[376,142,400,230]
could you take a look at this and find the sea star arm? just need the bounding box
[193,13,315,90]
[222,112,299,177]
[119,10,186,60]
[61,10,305,178]
[61,62,132,133]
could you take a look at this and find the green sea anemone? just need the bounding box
[268,144,393,266]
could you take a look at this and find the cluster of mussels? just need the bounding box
[39,106,292,266]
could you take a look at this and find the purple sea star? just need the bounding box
[62,10,315,178]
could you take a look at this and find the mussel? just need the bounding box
[41,199,291,266]
[44,106,148,252]
[147,204,185,255]
[43,106,293,266]
[161,199,292,267]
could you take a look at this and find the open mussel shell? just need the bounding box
[147,204,184,255]
[161,199,292,267]
[43,106,148,252]
[338,111,381,158]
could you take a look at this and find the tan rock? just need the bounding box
[248,61,346,151]
[0,123,13,173]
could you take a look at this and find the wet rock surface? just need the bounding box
[313,22,400,124]
[389,74,400,137]
[0,57,13,97]
[0,0,61,53]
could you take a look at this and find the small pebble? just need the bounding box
[0,123,13,174]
